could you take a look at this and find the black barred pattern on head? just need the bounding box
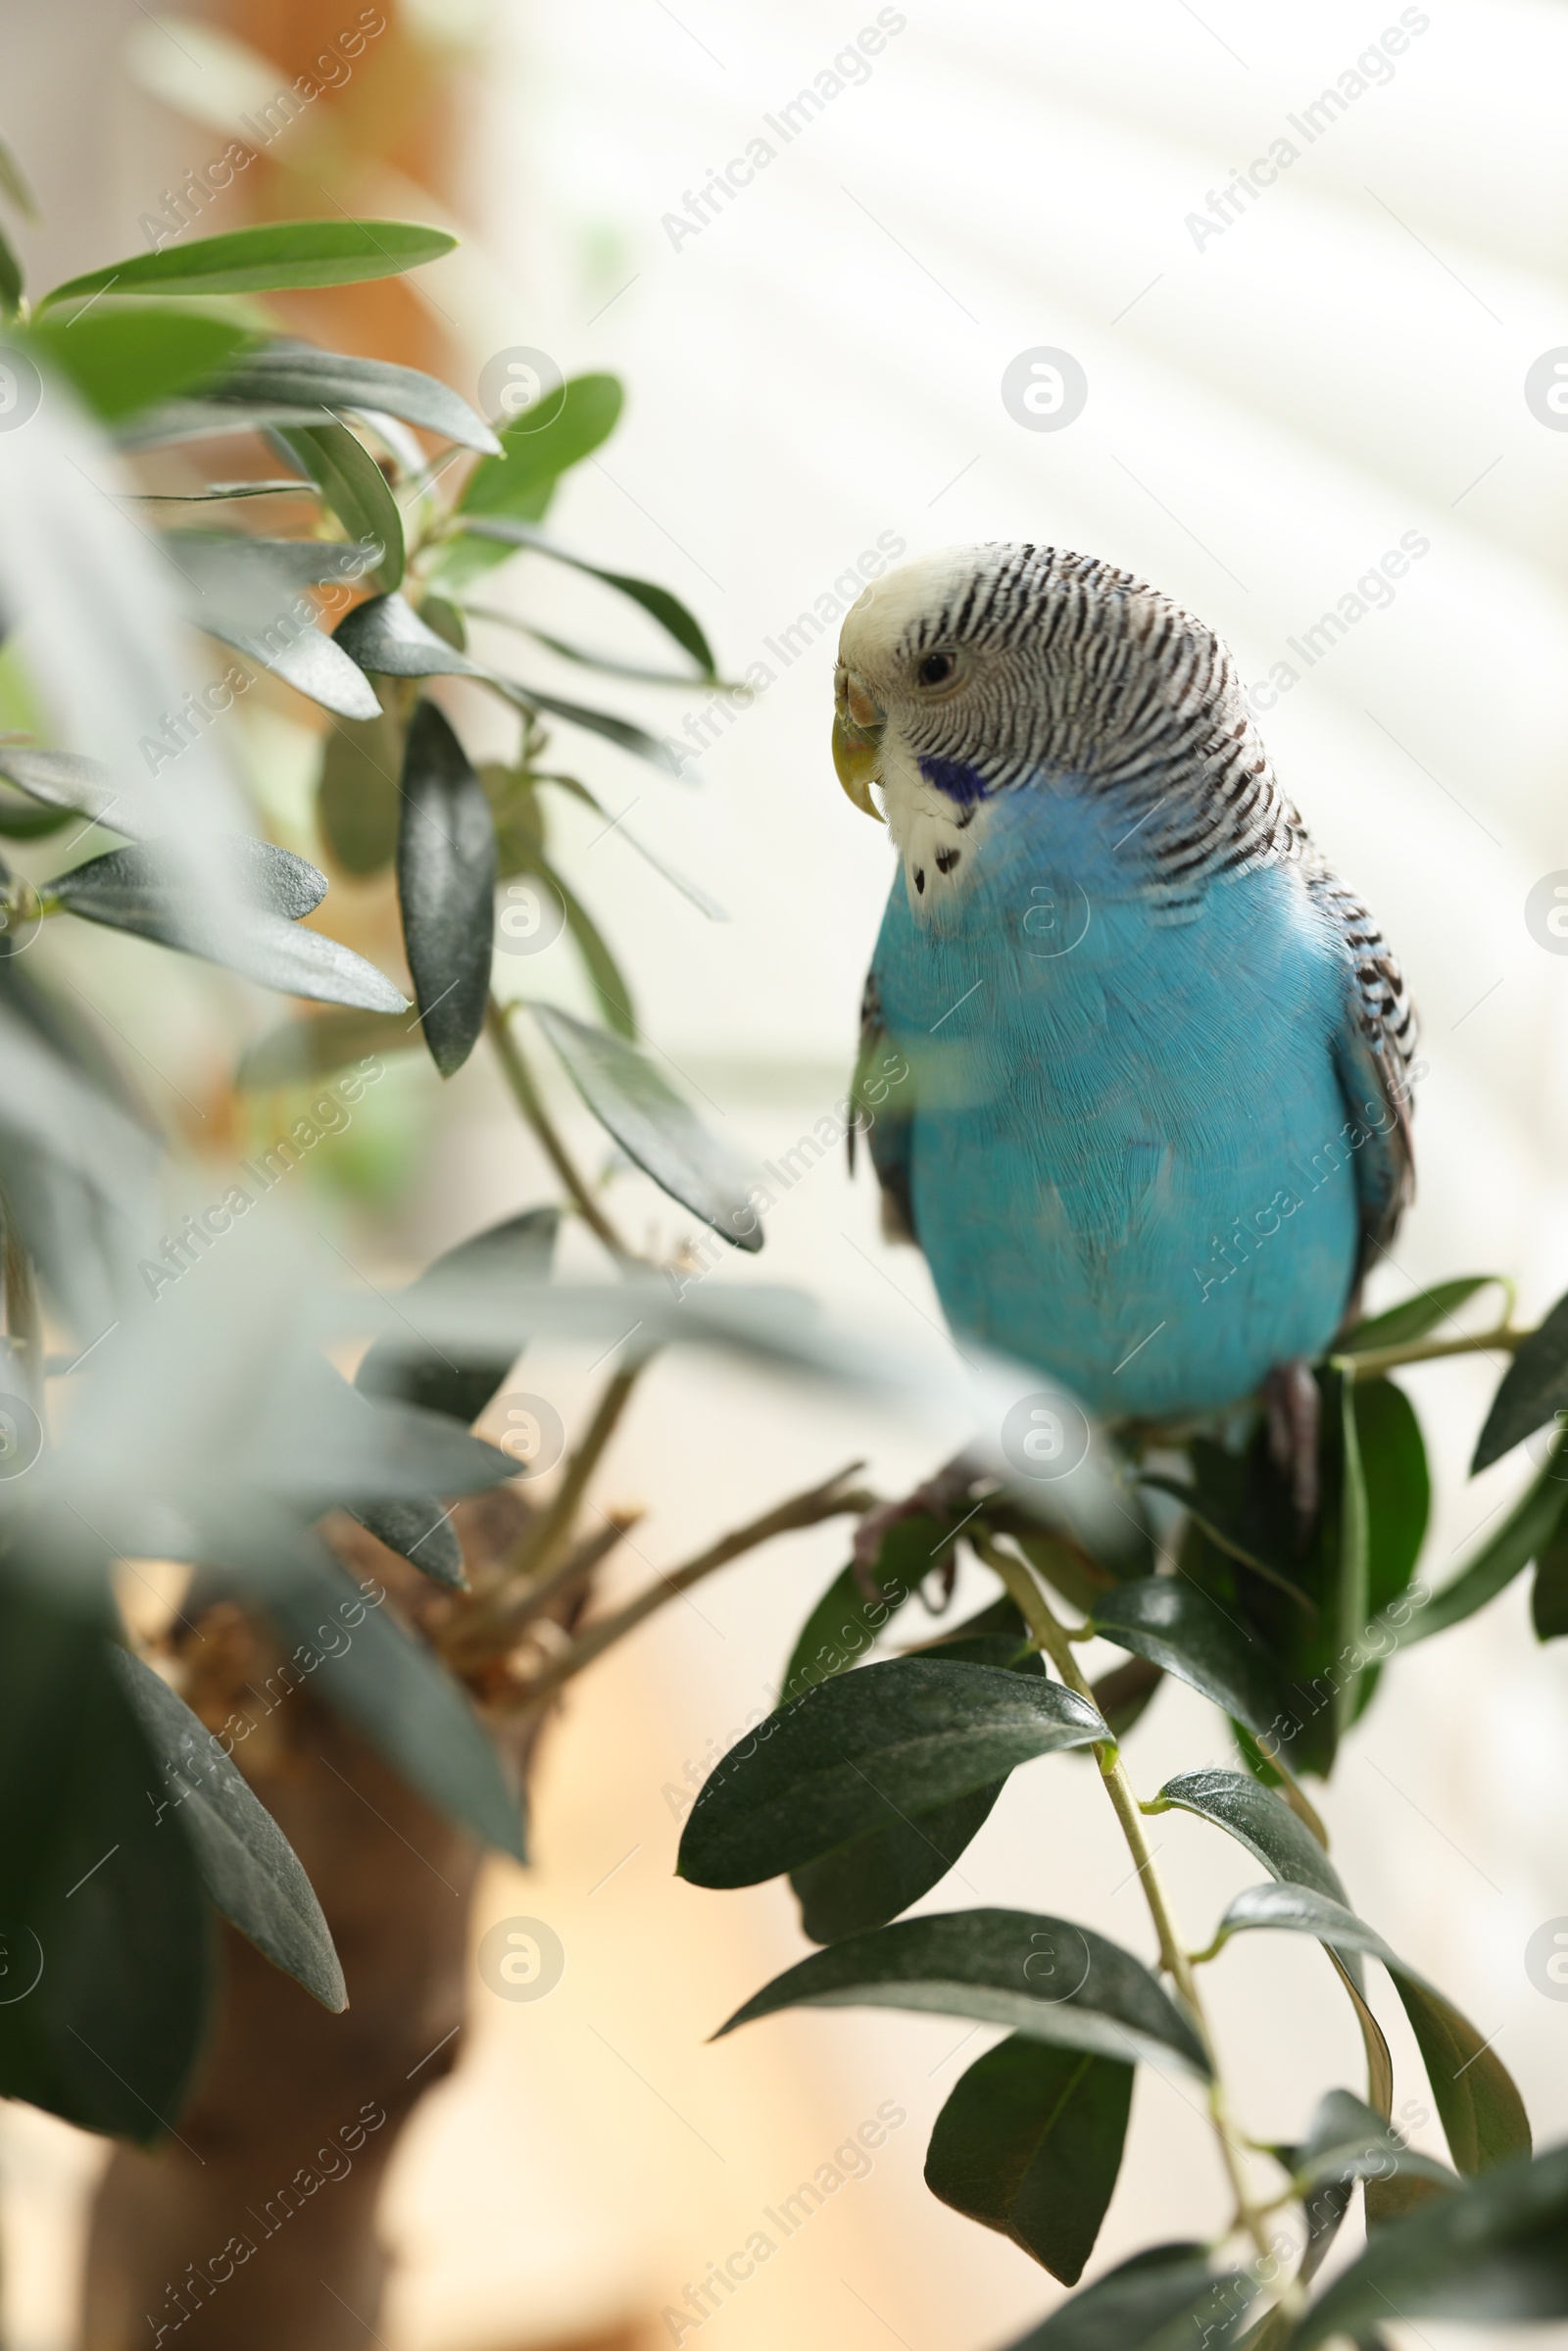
[856,541,1416,1086]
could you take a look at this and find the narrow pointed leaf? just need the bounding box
[1335,1368,1369,1734]
[1402,1444,1568,1642]
[1148,1771,1347,1907]
[210,342,499,453]
[1212,1883,1531,2175]
[41,220,457,308]
[998,2245,1255,2351]
[0,1583,211,2141]
[527,1000,761,1251]
[266,1562,523,1859]
[680,1659,1104,1889]
[780,1540,928,1705]
[272,421,402,592]
[1089,1577,1288,1749]
[455,371,622,524]
[347,1495,465,1591]
[48,835,326,925]
[44,835,406,1009]
[1474,1292,1568,1470]
[716,1908,1210,2078]
[106,1645,346,2010]
[396,702,495,1077]
[1342,1278,1502,1355]
[1291,2141,1568,2346]
[0,747,153,838]
[334,593,684,777]
[927,2037,1133,2285]
[354,1206,558,1425]
[544,859,636,1038]
[1292,2087,1458,2202]
[1531,1524,1568,1640]
[455,514,716,674]
[22,311,254,421]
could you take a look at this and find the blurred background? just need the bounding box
[3,0,1568,2345]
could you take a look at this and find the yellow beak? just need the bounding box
[832,667,885,821]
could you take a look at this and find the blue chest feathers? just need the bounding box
[870,783,1361,1418]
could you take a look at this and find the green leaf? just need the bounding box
[1340,1277,1501,1355]
[209,340,500,454]
[455,370,623,527]
[453,516,716,676]
[1090,1655,1164,1740]
[1212,1884,1531,2175]
[526,1000,762,1252]
[236,1006,417,1088]
[46,837,408,1012]
[679,1659,1104,1889]
[780,1525,946,1703]
[543,859,636,1039]
[1291,2140,1568,2346]
[1089,1578,1288,1751]
[791,1782,1006,1945]
[1402,1444,1568,1643]
[317,710,404,875]
[396,702,495,1078]
[40,220,458,309]
[23,310,255,421]
[0,750,140,839]
[1292,2086,1458,2203]
[272,421,403,593]
[926,2038,1133,2285]
[1148,1770,1347,1908]
[347,1495,465,1591]
[1334,1370,1369,1735]
[1531,1523,1568,1640]
[1001,2246,1256,2351]
[0,222,21,318]
[333,592,685,778]
[1474,1291,1568,1470]
[106,1644,346,2010]
[790,1612,1046,1941]
[715,1907,1211,2078]
[355,1206,558,1426]
[266,1561,523,1859]
[0,1580,212,2141]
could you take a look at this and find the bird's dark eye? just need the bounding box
[916,649,956,688]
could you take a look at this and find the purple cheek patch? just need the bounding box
[918,754,990,807]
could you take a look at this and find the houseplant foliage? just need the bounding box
[0,157,1564,2347]
[679,1277,1568,2342]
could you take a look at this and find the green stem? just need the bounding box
[485,996,638,1266]
[975,1534,1275,2265]
[503,1356,648,1592]
[1343,1324,1526,1382]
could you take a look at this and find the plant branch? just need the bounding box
[485,996,639,1266]
[504,1464,876,1710]
[442,1509,642,1669]
[974,1532,1276,2266]
[505,1356,648,1596]
[1342,1324,1527,1382]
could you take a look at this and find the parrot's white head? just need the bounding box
[833,542,1256,917]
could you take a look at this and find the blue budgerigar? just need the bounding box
[835,544,1416,1465]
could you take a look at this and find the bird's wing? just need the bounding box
[1308,864,1417,1296]
[849,967,917,1244]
